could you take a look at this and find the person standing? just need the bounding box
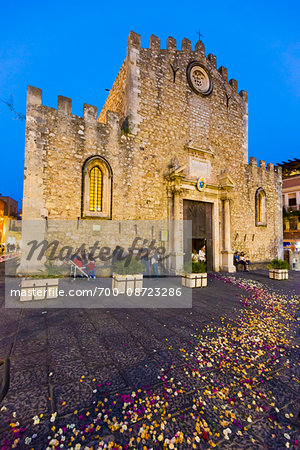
[87,255,96,279]
[150,248,159,278]
[139,244,150,276]
[198,245,206,262]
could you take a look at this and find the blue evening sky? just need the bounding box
[0,0,299,208]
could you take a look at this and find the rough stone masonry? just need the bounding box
[21,31,283,273]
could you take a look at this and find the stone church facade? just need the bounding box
[22,31,283,272]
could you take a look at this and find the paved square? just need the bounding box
[0,264,299,449]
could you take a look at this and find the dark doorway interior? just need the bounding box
[183,200,213,271]
[192,238,206,254]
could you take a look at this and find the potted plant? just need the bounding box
[268,259,289,280]
[182,260,207,288]
[112,257,144,294]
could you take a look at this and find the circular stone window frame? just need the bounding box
[187,61,213,96]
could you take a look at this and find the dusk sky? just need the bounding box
[0,0,299,208]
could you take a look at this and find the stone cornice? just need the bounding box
[184,144,214,158]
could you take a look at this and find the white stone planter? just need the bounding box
[182,273,207,288]
[20,278,59,301]
[112,273,143,294]
[269,269,288,280]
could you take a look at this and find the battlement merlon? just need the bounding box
[27,86,42,108]
[127,30,141,50]
[149,34,160,52]
[207,53,217,68]
[195,40,205,57]
[83,104,97,120]
[218,66,228,81]
[259,160,266,169]
[106,110,120,127]
[229,79,238,92]
[57,95,72,114]
[239,90,248,102]
[181,38,191,53]
[167,36,176,52]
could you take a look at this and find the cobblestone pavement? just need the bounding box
[0,263,299,449]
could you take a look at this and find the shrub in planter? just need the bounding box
[267,259,289,270]
[268,259,289,280]
[182,260,207,288]
[112,257,143,294]
[192,261,207,274]
[113,257,144,275]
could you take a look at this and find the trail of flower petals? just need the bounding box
[1,275,299,449]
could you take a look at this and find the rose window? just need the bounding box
[187,63,213,95]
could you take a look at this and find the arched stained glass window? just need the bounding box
[82,156,112,218]
[89,166,102,212]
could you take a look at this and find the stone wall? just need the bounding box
[98,60,127,125]
[231,160,282,261]
[22,31,282,268]
[23,87,132,221]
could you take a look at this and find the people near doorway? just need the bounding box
[192,247,206,264]
[150,248,160,278]
[198,245,206,262]
[234,251,249,271]
[139,244,150,276]
[158,249,166,276]
[234,251,240,267]
[87,254,96,279]
[240,252,250,271]
[192,249,198,262]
